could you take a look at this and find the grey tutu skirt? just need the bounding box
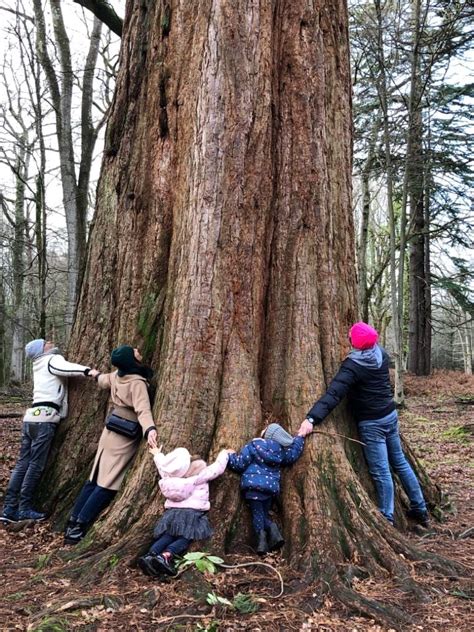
[153,508,213,541]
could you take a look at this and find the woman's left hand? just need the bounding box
[147,429,158,449]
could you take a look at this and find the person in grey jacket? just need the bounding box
[1,339,92,522]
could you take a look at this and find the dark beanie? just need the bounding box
[111,345,153,380]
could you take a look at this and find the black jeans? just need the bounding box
[71,480,116,525]
[3,421,56,513]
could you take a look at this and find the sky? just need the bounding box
[0,0,124,250]
[0,0,472,270]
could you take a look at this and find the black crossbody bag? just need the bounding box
[105,412,141,440]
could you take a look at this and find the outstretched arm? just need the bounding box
[306,361,359,425]
[193,450,229,485]
[281,436,305,465]
[227,444,253,473]
[48,355,90,377]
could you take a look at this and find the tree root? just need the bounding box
[331,580,413,629]
[217,561,284,598]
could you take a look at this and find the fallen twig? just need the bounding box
[152,613,209,625]
[312,429,366,446]
[457,526,474,540]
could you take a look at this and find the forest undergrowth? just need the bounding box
[0,371,472,632]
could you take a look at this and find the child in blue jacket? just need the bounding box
[228,423,305,555]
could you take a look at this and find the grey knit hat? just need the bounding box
[25,339,45,360]
[264,423,294,447]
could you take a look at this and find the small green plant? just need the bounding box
[108,553,120,569]
[31,617,69,632]
[6,591,25,601]
[232,592,259,614]
[196,621,219,632]
[206,591,233,608]
[442,426,469,443]
[205,591,259,614]
[35,553,51,570]
[179,552,224,574]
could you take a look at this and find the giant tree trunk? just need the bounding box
[40,1,462,626]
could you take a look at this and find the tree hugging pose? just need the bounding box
[299,322,428,527]
[1,339,93,523]
[138,446,232,578]
[64,345,158,545]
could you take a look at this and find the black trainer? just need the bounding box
[64,517,78,539]
[267,523,285,551]
[64,522,88,545]
[0,509,19,524]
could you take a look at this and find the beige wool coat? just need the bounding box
[89,372,155,490]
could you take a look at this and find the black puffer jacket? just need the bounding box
[306,347,395,424]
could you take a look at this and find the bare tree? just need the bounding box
[32,0,106,330]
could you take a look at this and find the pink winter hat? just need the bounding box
[155,447,191,478]
[349,322,379,350]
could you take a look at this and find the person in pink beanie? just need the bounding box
[299,322,428,528]
[137,446,231,578]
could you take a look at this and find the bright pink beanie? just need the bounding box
[349,322,379,350]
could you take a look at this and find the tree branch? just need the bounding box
[73,0,123,37]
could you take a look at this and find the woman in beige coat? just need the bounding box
[64,345,157,544]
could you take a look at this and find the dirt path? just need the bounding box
[0,373,473,631]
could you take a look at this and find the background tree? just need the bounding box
[0,0,120,376]
[31,0,109,329]
[39,2,466,626]
[350,0,473,383]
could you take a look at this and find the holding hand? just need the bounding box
[147,429,158,449]
[226,449,236,454]
[149,444,162,456]
[298,419,314,437]
[88,368,100,379]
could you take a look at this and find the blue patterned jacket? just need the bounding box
[228,436,304,496]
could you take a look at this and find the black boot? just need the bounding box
[406,509,430,528]
[64,521,88,545]
[256,530,269,555]
[267,523,285,551]
[151,553,177,576]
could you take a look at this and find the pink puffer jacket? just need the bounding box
[154,450,229,511]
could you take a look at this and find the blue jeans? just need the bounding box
[358,411,426,523]
[3,422,56,513]
[70,480,116,525]
[149,532,192,557]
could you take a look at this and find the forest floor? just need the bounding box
[0,372,473,632]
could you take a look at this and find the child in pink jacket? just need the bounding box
[138,446,230,578]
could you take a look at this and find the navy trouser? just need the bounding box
[247,498,274,533]
[148,532,192,557]
[3,422,56,513]
[71,480,116,525]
